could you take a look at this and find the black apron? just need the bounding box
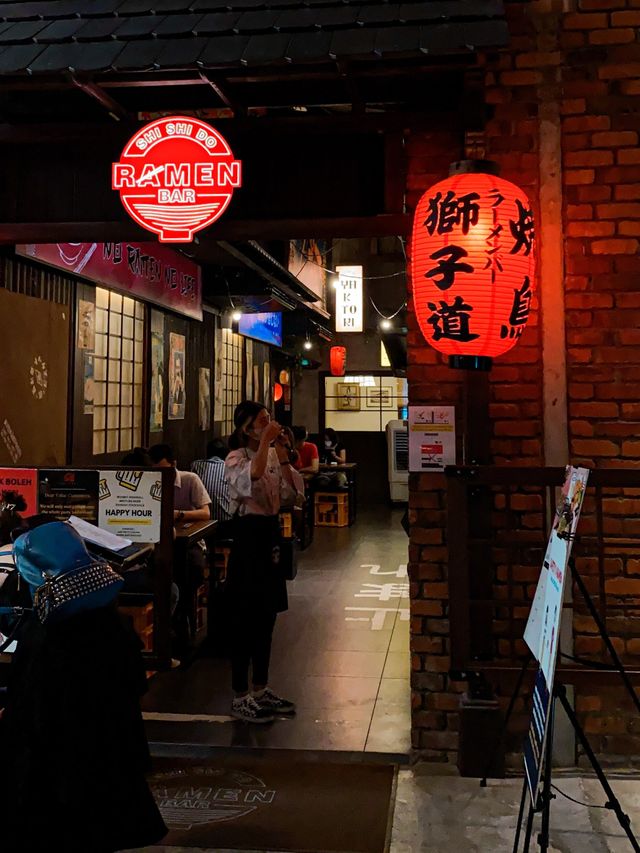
[226,514,287,614]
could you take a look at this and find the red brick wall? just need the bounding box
[408,0,640,764]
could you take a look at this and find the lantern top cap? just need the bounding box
[448,159,500,177]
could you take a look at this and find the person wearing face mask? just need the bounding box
[224,400,304,723]
[320,428,347,466]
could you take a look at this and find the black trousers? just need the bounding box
[230,609,277,694]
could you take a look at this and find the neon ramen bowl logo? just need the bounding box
[151,767,275,830]
[112,116,242,243]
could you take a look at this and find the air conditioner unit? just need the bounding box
[386,419,408,503]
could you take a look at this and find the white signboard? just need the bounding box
[98,470,162,543]
[408,406,455,472]
[335,265,363,333]
[524,465,589,682]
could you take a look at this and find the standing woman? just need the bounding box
[225,400,304,723]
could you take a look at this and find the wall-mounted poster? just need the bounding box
[150,312,164,432]
[336,382,361,411]
[366,386,393,409]
[408,406,455,471]
[39,469,99,523]
[83,353,94,415]
[77,299,95,350]
[168,332,186,420]
[213,324,223,423]
[0,468,38,516]
[199,368,211,431]
[99,469,162,543]
[245,339,253,400]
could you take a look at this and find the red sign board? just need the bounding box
[0,468,38,517]
[112,116,242,243]
[16,242,202,321]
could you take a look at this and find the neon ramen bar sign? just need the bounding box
[112,116,242,243]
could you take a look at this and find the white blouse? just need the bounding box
[225,447,304,517]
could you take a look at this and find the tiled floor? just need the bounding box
[143,507,411,758]
[129,767,640,853]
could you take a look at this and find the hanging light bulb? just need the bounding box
[380,318,392,331]
[303,339,313,351]
[331,277,340,289]
[231,309,242,323]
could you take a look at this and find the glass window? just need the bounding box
[221,328,243,437]
[92,287,145,456]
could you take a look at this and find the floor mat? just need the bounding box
[148,755,396,853]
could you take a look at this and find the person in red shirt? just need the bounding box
[292,426,319,475]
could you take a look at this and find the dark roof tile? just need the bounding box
[197,33,249,65]
[0,4,42,21]
[111,37,160,69]
[274,8,317,30]
[236,9,279,31]
[151,0,195,10]
[284,29,331,61]
[0,42,45,71]
[154,35,207,66]
[35,18,86,42]
[193,12,242,34]
[75,17,122,40]
[374,25,420,54]
[0,0,508,73]
[241,31,289,63]
[154,13,204,35]
[310,6,360,27]
[357,4,402,25]
[399,0,503,22]
[113,15,167,38]
[0,0,91,19]
[191,0,262,9]
[329,27,376,58]
[27,39,124,71]
[82,0,126,15]
[114,0,157,13]
[0,20,49,42]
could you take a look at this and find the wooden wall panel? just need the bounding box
[0,287,69,466]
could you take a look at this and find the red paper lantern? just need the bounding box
[273,382,283,402]
[411,162,535,369]
[330,346,347,376]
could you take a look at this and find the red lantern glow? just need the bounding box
[273,382,283,402]
[411,163,535,369]
[330,346,347,376]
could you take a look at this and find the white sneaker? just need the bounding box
[254,687,296,716]
[231,694,275,724]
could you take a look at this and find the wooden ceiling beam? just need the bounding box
[69,74,133,122]
[0,109,463,144]
[198,71,246,117]
[0,214,410,245]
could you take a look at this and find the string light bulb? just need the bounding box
[231,309,242,323]
[380,318,392,331]
[303,339,313,351]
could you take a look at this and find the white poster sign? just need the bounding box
[408,406,455,472]
[98,470,162,543]
[335,265,363,333]
[524,465,589,680]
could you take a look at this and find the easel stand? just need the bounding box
[513,683,640,853]
[511,556,640,852]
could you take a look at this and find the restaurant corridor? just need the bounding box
[142,507,411,758]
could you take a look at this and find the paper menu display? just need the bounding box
[68,515,132,552]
